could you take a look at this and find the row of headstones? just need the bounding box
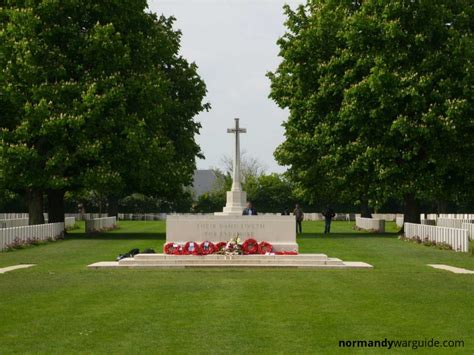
[359,215,474,235]
[0,216,118,250]
[422,217,474,241]
[356,216,473,252]
[0,221,66,251]
[0,213,108,220]
[405,222,471,252]
[85,217,117,233]
[118,212,402,222]
[0,216,77,229]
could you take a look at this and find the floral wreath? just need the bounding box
[258,241,273,254]
[164,242,181,255]
[183,241,200,255]
[200,241,215,255]
[214,242,227,253]
[242,238,259,254]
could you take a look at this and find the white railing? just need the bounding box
[404,223,469,252]
[356,217,385,232]
[437,218,474,229]
[0,222,64,251]
[85,216,117,233]
[0,218,29,229]
[461,223,474,241]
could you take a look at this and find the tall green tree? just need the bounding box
[0,1,208,224]
[269,0,473,224]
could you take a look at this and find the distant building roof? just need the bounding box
[192,170,218,198]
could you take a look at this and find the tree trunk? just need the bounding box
[107,195,120,218]
[437,200,448,214]
[402,193,421,232]
[47,190,65,223]
[27,189,45,225]
[360,197,372,218]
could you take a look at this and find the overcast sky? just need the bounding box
[148,0,304,173]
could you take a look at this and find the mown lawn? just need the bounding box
[0,221,473,354]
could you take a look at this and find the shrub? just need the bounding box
[4,233,63,252]
[401,234,456,252]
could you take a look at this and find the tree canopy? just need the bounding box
[0,0,208,224]
[268,0,473,223]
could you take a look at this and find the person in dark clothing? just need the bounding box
[293,204,304,234]
[242,202,258,216]
[322,206,336,234]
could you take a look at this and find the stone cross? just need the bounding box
[227,118,246,192]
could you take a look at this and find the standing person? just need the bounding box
[242,202,258,216]
[293,204,304,234]
[322,206,336,234]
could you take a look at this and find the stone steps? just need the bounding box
[115,253,349,268]
[117,263,351,268]
[118,258,343,266]
[88,253,373,269]
[132,253,330,261]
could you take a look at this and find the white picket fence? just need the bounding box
[404,223,469,252]
[461,223,474,241]
[437,218,474,229]
[356,217,385,232]
[85,216,117,233]
[421,219,436,226]
[0,222,64,251]
[0,218,29,229]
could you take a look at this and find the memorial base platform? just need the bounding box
[88,253,373,269]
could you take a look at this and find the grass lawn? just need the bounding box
[0,221,473,354]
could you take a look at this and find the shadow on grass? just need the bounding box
[300,232,399,239]
[65,232,166,241]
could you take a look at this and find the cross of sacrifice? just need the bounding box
[227,118,247,192]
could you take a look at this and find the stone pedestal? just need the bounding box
[166,215,298,252]
[215,190,247,216]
